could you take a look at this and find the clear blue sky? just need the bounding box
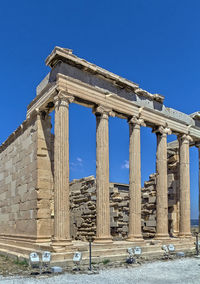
[0,0,199,218]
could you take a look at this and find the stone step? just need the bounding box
[0,242,41,256]
[85,241,195,253]
[50,241,195,262]
[0,238,51,251]
[0,241,193,256]
[0,237,194,251]
[0,239,195,265]
[51,247,195,266]
[80,244,195,258]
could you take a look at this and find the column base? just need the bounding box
[51,238,72,252]
[154,233,169,240]
[178,233,192,238]
[126,235,144,242]
[171,231,179,238]
[93,236,113,244]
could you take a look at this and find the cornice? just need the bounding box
[45,46,164,103]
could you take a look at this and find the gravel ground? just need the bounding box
[0,257,200,284]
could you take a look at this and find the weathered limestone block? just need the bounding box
[36,188,52,199]
[22,199,38,209]
[37,219,52,237]
[144,180,155,187]
[143,226,156,233]
[16,219,37,235]
[146,220,156,227]
[148,196,156,203]
[142,193,149,199]
[37,199,51,208]
[17,210,37,220]
[37,208,51,219]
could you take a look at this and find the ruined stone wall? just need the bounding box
[141,149,180,238]
[69,175,157,241]
[0,113,53,242]
[141,174,157,238]
[70,177,96,240]
[69,150,179,240]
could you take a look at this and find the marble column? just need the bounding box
[52,91,74,250]
[155,126,171,239]
[127,116,145,241]
[179,134,192,237]
[93,106,114,243]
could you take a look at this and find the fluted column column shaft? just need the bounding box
[94,106,114,243]
[127,116,145,241]
[179,134,192,237]
[53,92,74,248]
[155,126,171,238]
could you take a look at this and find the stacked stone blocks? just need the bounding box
[0,113,53,242]
[69,148,179,241]
[0,116,38,239]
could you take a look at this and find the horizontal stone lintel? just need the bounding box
[27,73,200,140]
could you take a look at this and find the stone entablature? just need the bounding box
[27,47,200,141]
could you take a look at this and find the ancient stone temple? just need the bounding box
[0,47,200,263]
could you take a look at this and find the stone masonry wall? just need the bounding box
[69,150,179,241]
[141,149,179,238]
[70,177,96,240]
[141,174,157,238]
[0,113,53,242]
[0,116,38,239]
[35,114,53,241]
[70,176,157,241]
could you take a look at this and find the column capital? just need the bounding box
[93,105,115,119]
[128,116,146,127]
[153,125,172,137]
[178,133,193,143]
[54,91,74,106]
